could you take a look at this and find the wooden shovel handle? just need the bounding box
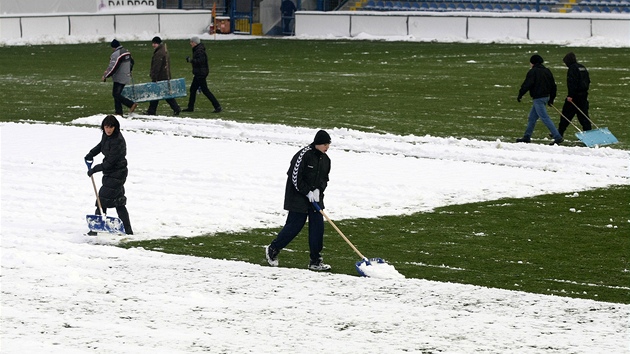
[90,174,105,216]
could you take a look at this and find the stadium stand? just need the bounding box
[349,0,630,12]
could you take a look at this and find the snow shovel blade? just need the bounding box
[355,257,387,277]
[86,214,126,234]
[575,127,618,147]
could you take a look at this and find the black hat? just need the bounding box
[530,54,544,65]
[152,36,162,44]
[110,39,120,48]
[313,130,331,145]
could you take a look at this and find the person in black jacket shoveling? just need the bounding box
[266,130,332,271]
[182,36,222,113]
[516,54,564,146]
[85,115,133,236]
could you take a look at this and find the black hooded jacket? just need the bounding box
[563,54,590,99]
[283,144,331,213]
[518,63,557,102]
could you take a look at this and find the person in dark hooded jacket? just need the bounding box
[85,115,133,235]
[265,130,332,271]
[556,52,591,137]
[516,54,564,145]
[182,36,222,113]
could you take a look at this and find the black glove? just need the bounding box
[517,96,522,103]
[548,100,554,107]
[87,164,103,177]
[186,56,190,63]
[84,153,93,161]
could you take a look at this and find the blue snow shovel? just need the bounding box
[85,160,126,235]
[569,100,618,147]
[551,104,618,147]
[312,202,386,277]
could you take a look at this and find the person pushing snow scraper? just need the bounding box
[85,115,133,236]
[266,130,332,271]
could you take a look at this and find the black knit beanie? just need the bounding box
[530,54,544,65]
[313,130,331,145]
[110,39,120,48]
[152,36,162,44]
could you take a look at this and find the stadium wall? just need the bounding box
[1,10,628,46]
[0,11,212,41]
[295,11,630,46]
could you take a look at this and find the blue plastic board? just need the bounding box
[122,78,187,103]
[86,214,126,234]
[575,127,618,147]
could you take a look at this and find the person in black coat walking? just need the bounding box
[556,52,591,137]
[182,36,222,113]
[266,130,332,271]
[85,115,133,235]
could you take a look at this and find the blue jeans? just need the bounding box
[524,97,562,140]
[270,209,324,262]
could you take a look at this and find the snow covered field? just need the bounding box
[1,115,629,353]
[2,29,630,353]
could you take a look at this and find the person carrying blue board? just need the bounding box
[102,39,137,116]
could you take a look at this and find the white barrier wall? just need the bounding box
[409,16,467,40]
[296,11,630,46]
[0,11,212,41]
[70,16,116,36]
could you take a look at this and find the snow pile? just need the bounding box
[357,258,406,279]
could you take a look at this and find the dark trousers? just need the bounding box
[112,82,135,115]
[187,76,221,110]
[147,98,180,115]
[558,96,591,136]
[94,206,133,235]
[270,209,324,262]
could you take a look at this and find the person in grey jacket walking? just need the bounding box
[265,130,332,271]
[102,39,137,116]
